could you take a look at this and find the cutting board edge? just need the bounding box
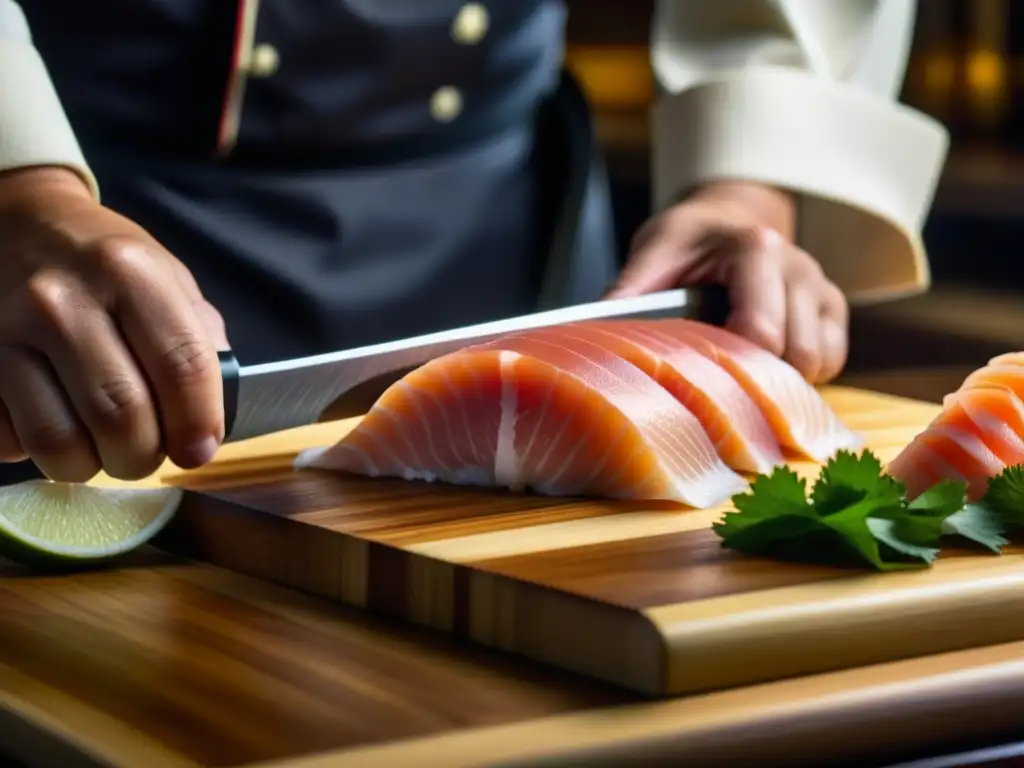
[647,555,1024,693]
[157,491,672,696]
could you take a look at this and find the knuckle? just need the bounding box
[87,236,151,280]
[159,334,215,385]
[738,225,781,253]
[89,374,150,432]
[24,271,77,328]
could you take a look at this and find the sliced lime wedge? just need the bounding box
[0,480,183,568]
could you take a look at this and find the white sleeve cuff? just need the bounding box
[652,66,950,303]
[0,40,99,199]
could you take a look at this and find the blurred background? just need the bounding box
[564,0,1024,400]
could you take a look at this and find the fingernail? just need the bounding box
[182,436,220,468]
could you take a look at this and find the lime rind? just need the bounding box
[0,480,183,563]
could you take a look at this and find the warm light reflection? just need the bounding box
[922,54,956,95]
[564,45,654,108]
[964,0,1009,131]
[965,49,1008,127]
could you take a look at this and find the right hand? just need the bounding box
[0,166,229,482]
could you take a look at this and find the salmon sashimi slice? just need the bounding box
[295,329,750,508]
[887,387,1024,500]
[547,321,785,474]
[647,319,863,462]
[986,352,1024,368]
[949,364,1024,407]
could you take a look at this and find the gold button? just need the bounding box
[430,86,463,122]
[452,3,489,45]
[250,43,280,77]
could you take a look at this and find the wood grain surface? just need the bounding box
[3,549,1024,768]
[0,552,626,768]
[151,386,1024,696]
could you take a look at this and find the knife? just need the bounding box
[0,285,729,484]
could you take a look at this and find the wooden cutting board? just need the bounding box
[150,386,1024,697]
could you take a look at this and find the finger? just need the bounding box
[606,240,680,299]
[722,229,787,356]
[0,347,101,483]
[819,279,850,335]
[193,299,230,351]
[93,239,225,469]
[816,317,848,384]
[163,257,230,350]
[815,281,849,383]
[24,273,164,480]
[606,216,702,299]
[0,401,27,462]
[782,283,823,382]
[627,215,663,258]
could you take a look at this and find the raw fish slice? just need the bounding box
[986,351,1024,368]
[949,364,1024,407]
[948,388,1024,466]
[648,319,863,462]
[547,321,784,473]
[297,330,749,508]
[887,388,1024,500]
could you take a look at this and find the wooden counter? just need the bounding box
[3,549,1024,768]
[1,376,1023,767]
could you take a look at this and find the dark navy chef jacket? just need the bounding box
[20,0,619,364]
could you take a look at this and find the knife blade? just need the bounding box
[0,285,729,484]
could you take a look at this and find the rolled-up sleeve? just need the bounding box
[0,0,98,197]
[650,0,949,303]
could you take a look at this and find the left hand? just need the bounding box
[605,181,848,384]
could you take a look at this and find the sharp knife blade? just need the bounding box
[0,285,729,485]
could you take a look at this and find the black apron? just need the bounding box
[21,0,618,364]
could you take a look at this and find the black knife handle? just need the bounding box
[688,284,732,327]
[219,349,241,441]
[0,349,242,486]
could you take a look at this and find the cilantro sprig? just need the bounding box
[713,450,1022,571]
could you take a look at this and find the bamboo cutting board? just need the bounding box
[152,386,1024,696]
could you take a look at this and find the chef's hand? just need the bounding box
[0,166,229,482]
[606,181,848,384]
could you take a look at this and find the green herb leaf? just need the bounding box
[870,479,971,552]
[713,467,811,541]
[714,443,1023,570]
[941,504,1009,553]
[980,465,1024,526]
[823,498,932,569]
[908,478,970,519]
[715,450,935,570]
[810,449,905,514]
[866,518,941,563]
